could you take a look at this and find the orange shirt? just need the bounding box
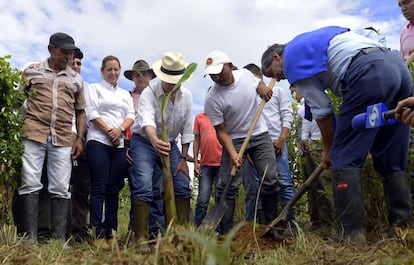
[193,113,222,166]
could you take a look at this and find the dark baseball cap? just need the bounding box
[49,32,78,50]
[74,48,83,59]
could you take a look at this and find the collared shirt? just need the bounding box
[131,87,142,114]
[134,80,193,145]
[400,22,414,61]
[261,86,293,141]
[293,30,384,120]
[85,80,135,148]
[22,59,85,147]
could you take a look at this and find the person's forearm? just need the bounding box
[75,110,86,138]
[193,137,200,160]
[316,114,334,151]
[143,125,159,145]
[216,129,237,158]
[91,117,111,133]
[279,127,290,142]
[120,118,134,131]
[181,143,190,157]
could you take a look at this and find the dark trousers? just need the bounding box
[70,154,91,234]
[87,140,125,239]
[331,49,413,171]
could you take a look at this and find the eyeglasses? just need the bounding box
[72,61,82,66]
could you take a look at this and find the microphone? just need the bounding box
[351,103,396,131]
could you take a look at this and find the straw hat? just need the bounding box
[152,52,189,84]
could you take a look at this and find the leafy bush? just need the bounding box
[0,55,25,224]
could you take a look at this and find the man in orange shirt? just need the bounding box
[193,113,223,227]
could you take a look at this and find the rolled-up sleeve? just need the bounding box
[180,93,194,145]
[137,88,157,129]
[85,83,101,121]
[295,76,332,120]
[278,88,293,130]
[124,94,135,121]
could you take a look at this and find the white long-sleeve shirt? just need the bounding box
[85,80,135,148]
[261,86,293,141]
[133,80,194,145]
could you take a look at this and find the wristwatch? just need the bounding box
[119,126,125,132]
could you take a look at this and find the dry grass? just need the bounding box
[1,221,414,265]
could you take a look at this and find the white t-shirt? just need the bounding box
[204,69,268,139]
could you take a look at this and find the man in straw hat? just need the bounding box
[130,52,193,252]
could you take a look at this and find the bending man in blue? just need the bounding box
[261,26,413,242]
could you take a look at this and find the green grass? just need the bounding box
[1,181,414,265]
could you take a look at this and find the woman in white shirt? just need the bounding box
[85,55,135,248]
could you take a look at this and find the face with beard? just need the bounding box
[209,63,235,86]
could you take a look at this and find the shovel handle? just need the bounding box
[260,163,324,237]
[230,78,276,176]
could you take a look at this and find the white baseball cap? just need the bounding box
[205,50,231,75]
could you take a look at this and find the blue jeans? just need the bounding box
[130,134,191,233]
[127,161,165,235]
[194,165,220,227]
[86,140,125,239]
[276,144,295,203]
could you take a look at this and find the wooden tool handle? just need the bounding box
[230,78,276,176]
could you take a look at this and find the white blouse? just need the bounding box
[85,80,135,148]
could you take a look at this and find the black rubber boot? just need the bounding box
[382,171,412,231]
[219,199,235,235]
[20,193,39,244]
[261,193,279,238]
[51,198,70,243]
[332,168,366,243]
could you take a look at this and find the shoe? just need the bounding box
[94,238,110,250]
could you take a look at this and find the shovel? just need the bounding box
[261,163,324,238]
[199,78,276,232]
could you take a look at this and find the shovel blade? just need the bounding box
[198,203,228,232]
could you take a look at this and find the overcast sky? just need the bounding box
[0,0,406,115]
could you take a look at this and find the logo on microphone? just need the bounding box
[368,105,379,128]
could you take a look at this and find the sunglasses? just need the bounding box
[72,61,82,66]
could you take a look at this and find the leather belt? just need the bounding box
[349,47,388,66]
